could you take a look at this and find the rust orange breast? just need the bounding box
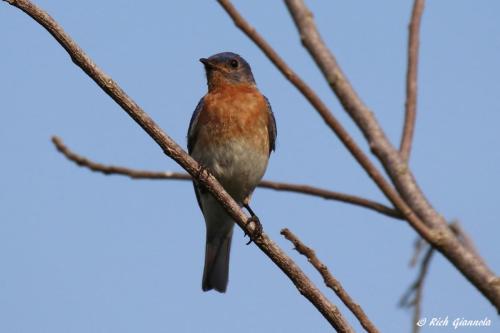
[196,84,270,154]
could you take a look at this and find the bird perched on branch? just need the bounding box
[187,52,277,292]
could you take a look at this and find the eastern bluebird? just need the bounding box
[187,52,277,293]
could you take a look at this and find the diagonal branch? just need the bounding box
[281,0,439,228]
[282,228,380,333]
[218,0,500,303]
[51,136,403,220]
[217,0,435,249]
[449,220,486,267]
[278,0,499,310]
[217,0,500,311]
[3,0,354,330]
[400,0,425,161]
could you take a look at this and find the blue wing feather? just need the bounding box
[188,97,206,211]
[264,96,277,154]
[187,97,205,154]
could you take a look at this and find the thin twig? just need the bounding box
[282,228,380,333]
[400,247,434,333]
[409,238,425,267]
[52,136,192,181]
[3,0,354,330]
[403,220,481,332]
[400,0,425,161]
[51,136,403,220]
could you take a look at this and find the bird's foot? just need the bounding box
[195,163,210,190]
[196,162,210,179]
[244,215,263,245]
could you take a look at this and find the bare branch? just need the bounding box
[4,0,354,329]
[281,0,437,227]
[449,221,483,263]
[218,0,500,310]
[281,0,500,310]
[260,182,401,219]
[217,0,435,248]
[282,228,380,333]
[52,136,403,220]
[449,220,487,268]
[400,0,425,161]
[52,136,192,181]
[400,247,434,333]
[218,0,499,311]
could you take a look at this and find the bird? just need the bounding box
[187,52,276,293]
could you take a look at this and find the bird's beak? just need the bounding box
[200,58,215,70]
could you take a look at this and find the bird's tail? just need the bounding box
[202,230,233,293]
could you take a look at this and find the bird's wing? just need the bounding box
[187,97,205,154]
[264,96,277,154]
[187,97,206,211]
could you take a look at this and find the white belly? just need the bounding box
[192,138,268,202]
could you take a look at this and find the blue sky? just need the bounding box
[1,1,499,332]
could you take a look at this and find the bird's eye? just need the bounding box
[229,59,239,68]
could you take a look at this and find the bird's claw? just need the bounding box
[195,163,211,193]
[196,163,210,181]
[244,215,263,245]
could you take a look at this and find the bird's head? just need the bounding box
[200,52,255,90]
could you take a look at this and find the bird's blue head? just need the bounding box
[200,52,255,90]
